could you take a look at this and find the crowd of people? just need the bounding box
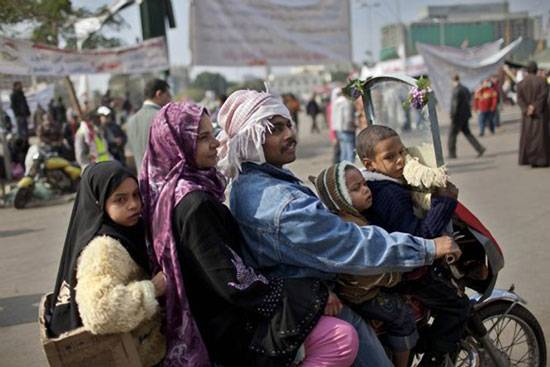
[448,61,549,166]
[34,72,483,367]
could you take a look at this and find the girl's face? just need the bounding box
[105,177,142,227]
[195,114,220,169]
[345,167,373,212]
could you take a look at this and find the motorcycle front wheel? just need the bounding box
[455,301,546,367]
[14,187,33,209]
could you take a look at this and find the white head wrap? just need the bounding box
[217,90,292,178]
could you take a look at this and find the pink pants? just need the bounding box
[301,316,359,367]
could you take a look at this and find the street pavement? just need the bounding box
[1,107,549,366]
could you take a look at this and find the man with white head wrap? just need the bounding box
[218,89,459,367]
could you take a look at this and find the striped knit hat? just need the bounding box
[309,161,360,216]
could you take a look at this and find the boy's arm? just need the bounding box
[421,195,457,238]
[370,183,456,239]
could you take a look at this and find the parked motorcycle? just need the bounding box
[14,146,80,209]
[357,75,546,366]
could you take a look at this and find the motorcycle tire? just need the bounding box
[14,187,33,209]
[455,301,546,367]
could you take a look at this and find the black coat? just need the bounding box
[173,191,327,367]
[450,83,472,124]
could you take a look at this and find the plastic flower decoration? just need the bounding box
[403,77,431,110]
[342,78,366,100]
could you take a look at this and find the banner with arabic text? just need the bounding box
[0,36,169,76]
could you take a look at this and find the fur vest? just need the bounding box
[75,235,165,367]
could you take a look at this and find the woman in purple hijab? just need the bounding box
[139,101,359,366]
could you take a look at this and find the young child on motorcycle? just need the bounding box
[356,125,470,367]
[310,162,417,367]
[46,161,166,366]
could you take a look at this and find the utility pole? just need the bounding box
[358,0,380,62]
[140,0,176,80]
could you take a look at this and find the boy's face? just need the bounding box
[363,136,406,179]
[345,167,372,212]
[263,115,297,167]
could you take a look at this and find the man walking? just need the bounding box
[126,79,171,173]
[306,94,320,133]
[10,81,31,141]
[448,75,485,159]
[473,79,498,136]
[517,62,550,167]
[332,89,356,162]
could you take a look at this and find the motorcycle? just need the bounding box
[355,74,546,366]
[14,145,80,209]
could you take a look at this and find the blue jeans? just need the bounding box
[478,111,494,136]
[337,131,356,162]
[352,291,418,352]
[338,305,392,367]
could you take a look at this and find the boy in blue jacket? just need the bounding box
[357,125,470,367]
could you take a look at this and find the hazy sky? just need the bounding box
[73,0,549,87]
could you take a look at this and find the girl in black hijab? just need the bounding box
[46,161,165,366]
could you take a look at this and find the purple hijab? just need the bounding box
[139,102,225,366]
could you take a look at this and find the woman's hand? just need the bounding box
[152,272,167,297]
[324,291,343,316]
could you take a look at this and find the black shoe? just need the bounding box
[477,147,486,157]
[448,154,457,159]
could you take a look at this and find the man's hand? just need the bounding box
[324,291,343,316]
[152,272,167,297]
[527,104,535,116]
[435,181,459,200]
[434,236,462,260]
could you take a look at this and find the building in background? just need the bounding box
[268,66,333,100]
[380,1,544,62]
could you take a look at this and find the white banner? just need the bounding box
[0,36,169,76]
[416,38,522,112]
[190,0,351,66]
[361,55,428,79]
[1,84,55,130]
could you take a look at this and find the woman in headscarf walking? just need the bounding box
[139,101,359,367]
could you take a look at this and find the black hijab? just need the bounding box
[47,161,150,337]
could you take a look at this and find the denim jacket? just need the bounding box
[229,163,436,280]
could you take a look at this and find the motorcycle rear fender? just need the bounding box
[470,287,526,311]
[17,176,33,188]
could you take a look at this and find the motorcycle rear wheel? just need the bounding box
[455,301,546,367]
[14,187,33,209]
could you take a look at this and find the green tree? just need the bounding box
[330,71,351,83]
[0,0,126,48]
[226,79,265,94]
[191,72,228,96]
